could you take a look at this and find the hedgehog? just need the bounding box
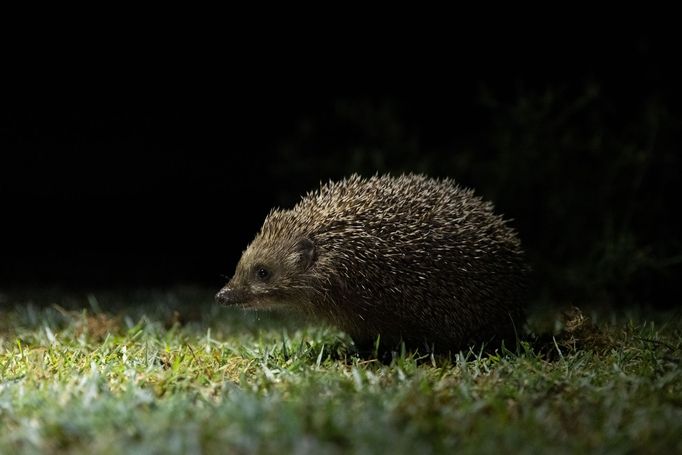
[216,174,528,354]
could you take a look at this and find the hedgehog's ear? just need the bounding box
[296,238,317,270]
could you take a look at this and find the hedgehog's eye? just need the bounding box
[255,266,270,281]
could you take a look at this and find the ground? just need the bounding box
[1,288,680,454]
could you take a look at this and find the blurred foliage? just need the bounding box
[271,86,681,306]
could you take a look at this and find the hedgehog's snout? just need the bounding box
[215,286,248,306]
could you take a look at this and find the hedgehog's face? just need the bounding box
[215,235,317,311]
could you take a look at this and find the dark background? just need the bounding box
[1,28,680,307]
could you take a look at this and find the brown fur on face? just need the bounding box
[216,213,318,311]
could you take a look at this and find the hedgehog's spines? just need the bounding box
[220,173,528,353]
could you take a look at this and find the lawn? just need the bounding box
[1,288,680,454]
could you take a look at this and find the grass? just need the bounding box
[1,288,681,454]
